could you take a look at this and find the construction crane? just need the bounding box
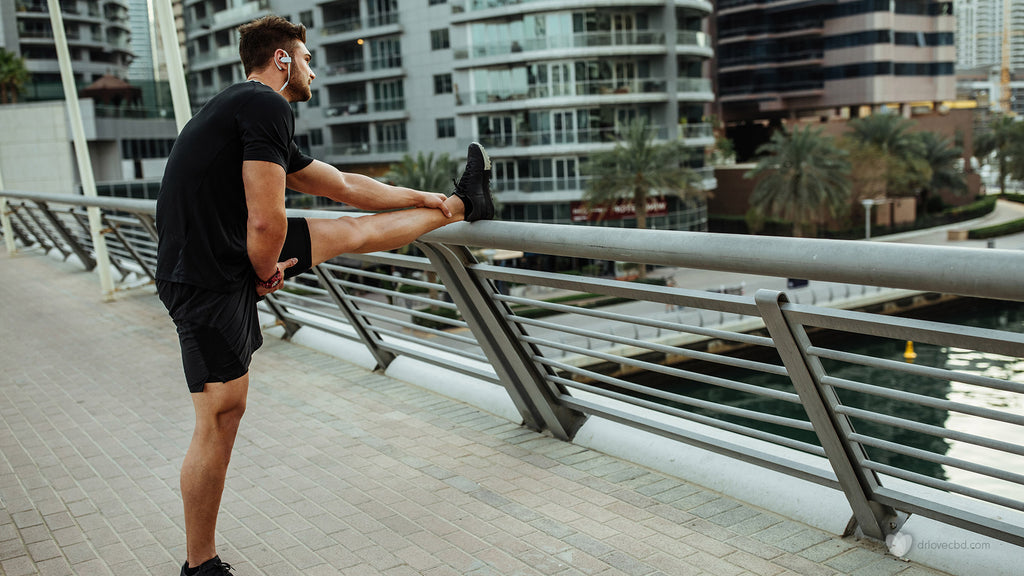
[1002,0,1013,112]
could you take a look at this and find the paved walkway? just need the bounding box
[0,249,953,576]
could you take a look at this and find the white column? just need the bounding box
[154,0,192,133]
[47,0,115,300]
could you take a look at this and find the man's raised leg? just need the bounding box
[182,375,249,569]
[306,194,466,265]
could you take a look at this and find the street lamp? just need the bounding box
[861,198,881,239]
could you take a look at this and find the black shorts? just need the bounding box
[158,217,313,392]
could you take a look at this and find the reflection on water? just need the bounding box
[628,298,1024,501]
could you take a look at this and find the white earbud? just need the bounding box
[275,52,292,70]
[277,51,292,92]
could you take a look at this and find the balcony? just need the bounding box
[456,30,668,60]
[311,140,409,162]
[321,11,399,36]
[470,77,670,106]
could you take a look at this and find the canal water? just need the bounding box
[628,297,1024,503]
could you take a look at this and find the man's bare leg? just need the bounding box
[182,375,249,568]
[307,194,466,266]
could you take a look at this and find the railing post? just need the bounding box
[36,201,96,269]
[310,264,397,370]
[755,289,897,540]
[13,204,54,253]
[418,241,586,440]
[5,204,35,248]
[101,214,154,280]
[260,292,303,341]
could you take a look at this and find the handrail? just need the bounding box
[421,220,1024,302]
[3,188,1024,549]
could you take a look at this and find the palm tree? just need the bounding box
[0,48,30,104]
[974,114,1024,195]
[582,117,702,231]
[385,151,459,194]
[745,125,852,237]
[846,113,929,197]
[916,131,967,203]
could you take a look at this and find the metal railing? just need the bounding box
[2,189,1024,548]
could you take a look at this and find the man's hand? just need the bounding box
[416,191,452,218]
[256,257,299,297]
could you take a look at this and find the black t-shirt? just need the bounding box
[156,81,314,292]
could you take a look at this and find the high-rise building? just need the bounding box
[954,0,1024,113]
[7,0,134,99]
[717,0,956,148]
[182,0,716,229]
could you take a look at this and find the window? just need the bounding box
[434,73,452,94]
[307,89,320,107]
[429,0,446,5]
[436,118,455,138]
[299,10,313,28]
[310,129,323,147]
[370,37,402,69]
[431,28,450,50]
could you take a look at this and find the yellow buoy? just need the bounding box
[904,341,917,361]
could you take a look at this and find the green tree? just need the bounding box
[975,114,1024,194]
[846,113,929,196]
[916,131,967,202]
[385,151,459,194]
[582,117,702,231]
[0,48,30,104]
[745,125,852,237]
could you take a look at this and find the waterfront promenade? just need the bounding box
[0,247,959,574]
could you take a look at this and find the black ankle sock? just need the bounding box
[184,555,219,575]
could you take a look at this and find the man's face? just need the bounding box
[283,42,315,103]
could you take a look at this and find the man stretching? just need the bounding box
[155,15,493,576]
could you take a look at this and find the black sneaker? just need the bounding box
[453,142,494,222]
[180,556,234,576]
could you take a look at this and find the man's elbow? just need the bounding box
[248,214,288,240]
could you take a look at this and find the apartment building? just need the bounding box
[954,0,1024,114]
[6,0,133,99]
[183,0,716,229]
[717,0,956,144]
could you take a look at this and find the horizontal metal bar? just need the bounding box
[824,375,1024,429]
[872,487,1024,548]
[496,293,776,348]
[814,348,1024,396]
[480,264,760,315]
[835,387,1024,428]
[520,334,801,404]
[513,314,788,376]
[863,460,1024,513]
[419,220,1024,301]
[356,309,475,344]
[331,279,459,312]
[850,433,1024,487]
[272,310,359,343]
[326,249,436,272]
[787,303,1024,357]
[834,404,1024,457]
[1,189,156,213]
[555,378,826,458]
[369,325,490,366]
[323,262,436,289]
[539,356,815,432]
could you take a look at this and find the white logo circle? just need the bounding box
[886,531,913,558]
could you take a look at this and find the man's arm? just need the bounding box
[243,160,289,283]
[287,159,451,216]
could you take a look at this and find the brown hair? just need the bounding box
[238,15,307,76]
